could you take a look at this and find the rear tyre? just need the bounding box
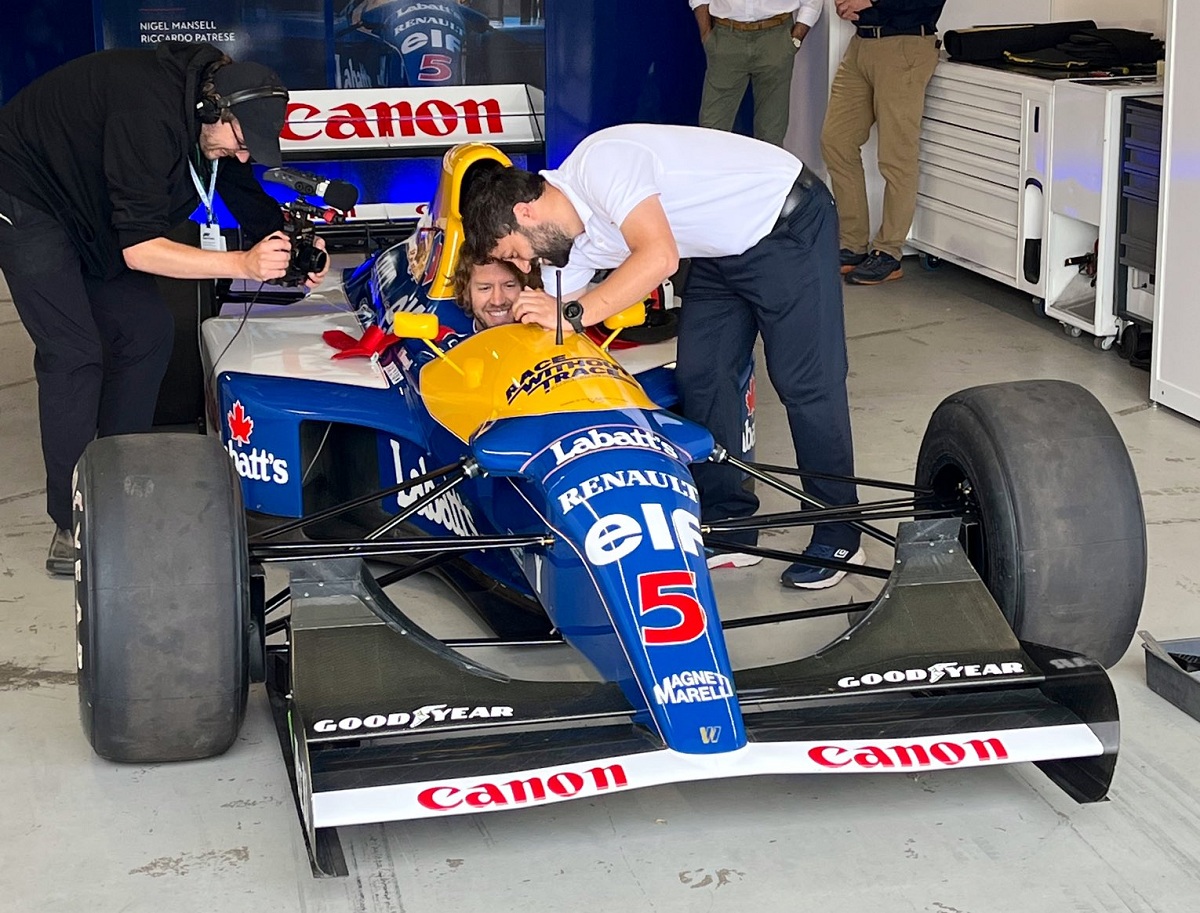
[75,434,250,762]
[915,380,1145,668]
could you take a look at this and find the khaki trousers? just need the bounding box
[700,22,799,147]
[820,35,939,259]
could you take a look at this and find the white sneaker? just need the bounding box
[706,551,763,570]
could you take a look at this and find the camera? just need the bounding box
[263,167,360,287]
[278,206,330,287]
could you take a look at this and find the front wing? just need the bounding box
[272,521,1117,875]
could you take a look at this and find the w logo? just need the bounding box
[699,726,722,744]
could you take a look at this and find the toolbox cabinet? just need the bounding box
[909,61,1162,349]
[910,63,1053,300]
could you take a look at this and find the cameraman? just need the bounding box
[0,42,328,575]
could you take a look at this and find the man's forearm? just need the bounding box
[122,236,250,280]
[694,3,711,35]
[577,248,679,327]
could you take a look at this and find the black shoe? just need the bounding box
[846,250,903,285]
[46,527,73,577]
[839,248,867,275]
[781,545,866,590]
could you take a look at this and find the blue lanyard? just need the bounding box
[188,158,219,225]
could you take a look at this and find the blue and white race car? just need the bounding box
[71,143,1147,877]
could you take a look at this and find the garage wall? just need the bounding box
[1053,0,1163,33]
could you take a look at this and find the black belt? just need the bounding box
[775,165,821,227]
[856,24,937,39]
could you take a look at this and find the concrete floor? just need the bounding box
[3,261,1200,912]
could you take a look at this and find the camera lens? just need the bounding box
[294,243,327,276]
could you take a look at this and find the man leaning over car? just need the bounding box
[463,124,865,591]
[0,42,328,575]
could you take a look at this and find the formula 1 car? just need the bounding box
[71,144,1146,877]
[336,0,493,88]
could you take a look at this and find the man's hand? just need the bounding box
[694,3,712,43]
[243,232,292,282]
[513,288,573,331]
[305,235,330,289]
[835,0,872,21]
[791,22,811,43]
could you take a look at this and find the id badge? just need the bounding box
[199,223,226,252]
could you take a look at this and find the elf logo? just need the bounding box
[225,400,289,485]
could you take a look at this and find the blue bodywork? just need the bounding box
[215,218,756,756]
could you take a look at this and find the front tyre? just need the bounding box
[916,380,1146,668]
[75,434,250,762]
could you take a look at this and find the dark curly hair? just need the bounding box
[462,167,547,261]
[452,249,541,316]
[198,56,238,124]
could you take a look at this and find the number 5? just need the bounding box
[637,570,706,645]
[418,54,453,83]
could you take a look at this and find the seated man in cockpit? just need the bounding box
[452,250,541,331]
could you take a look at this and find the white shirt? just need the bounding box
[540,124,803,295]
[688,0,822,28]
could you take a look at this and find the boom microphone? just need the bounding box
[264,166,359,212]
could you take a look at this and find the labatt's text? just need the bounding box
[551,427,679,465]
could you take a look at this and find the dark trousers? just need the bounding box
[0,188,174,529]
[678,178,860,552]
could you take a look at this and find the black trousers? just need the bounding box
[0,188,174,529]
[678,177,860,552]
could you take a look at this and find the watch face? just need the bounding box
[563,301,583,319]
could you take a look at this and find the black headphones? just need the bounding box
[195,86,289,125]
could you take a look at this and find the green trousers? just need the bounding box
[699,22,799,148]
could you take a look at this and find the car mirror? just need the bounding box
[597,302,647,352]
[390,313,439,340]
[608,302,647,330]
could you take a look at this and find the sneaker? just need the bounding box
[845,250,903,285]
[46,527,73,577]
[781,544,866,590]
[706,550,764,570]
[839,248,867,275]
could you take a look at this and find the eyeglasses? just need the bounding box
[231,122,249,153]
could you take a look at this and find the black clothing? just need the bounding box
[0,188,174,528]
[854,0,945,33]
[678,177,859,554]
[0,42,282,280]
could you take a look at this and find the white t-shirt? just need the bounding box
[539,124,803,295]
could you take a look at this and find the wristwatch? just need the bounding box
[792,36,803,48]
[563,300,586,334]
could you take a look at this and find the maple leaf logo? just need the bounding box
[744,376,756,417]
[227,400,253,446]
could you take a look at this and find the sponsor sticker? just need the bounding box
[225,400,289,485]
[418,763,629,811]
[584,504,702,566]
[550,427,680,467]
[653,670,734,705]
[389,441,478,536]
[505,355,635,403]
[557,469,698,514]
[313,704,513,734]
[837,661,1026,689]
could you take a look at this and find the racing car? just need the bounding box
[71,144,1147,877]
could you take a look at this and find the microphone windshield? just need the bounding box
[323,180,359,212]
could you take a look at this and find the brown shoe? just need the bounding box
[46,527,73,577]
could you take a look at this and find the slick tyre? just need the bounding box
[915,380,1146,668]
[74,434,250,762]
